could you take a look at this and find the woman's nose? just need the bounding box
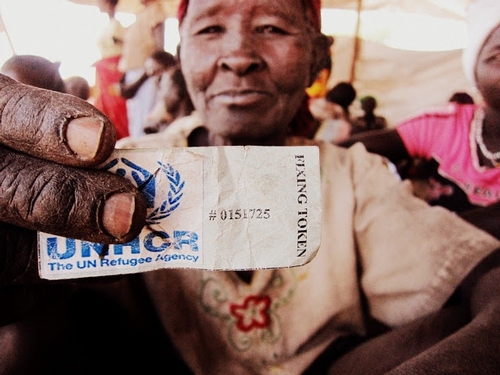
[218,33,265,76]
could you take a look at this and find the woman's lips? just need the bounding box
[210,90,271,106]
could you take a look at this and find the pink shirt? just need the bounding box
[396,103,500,207]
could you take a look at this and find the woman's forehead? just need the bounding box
[180,0,317,27]
[185,0,305,16]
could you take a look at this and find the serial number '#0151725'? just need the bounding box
[208,208,271,221]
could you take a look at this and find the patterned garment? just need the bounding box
[122,116,500,374]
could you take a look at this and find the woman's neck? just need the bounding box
[483,106,500,138]
[209,132,288,147]
[476,106,500,167]
[187,128,288,147]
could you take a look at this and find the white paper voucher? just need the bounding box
[38,146,322,280]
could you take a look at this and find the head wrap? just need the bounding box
[177,0,324,138]
[176,0,188,23]
[462,0,500,85]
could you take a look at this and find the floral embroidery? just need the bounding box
[230,295,271,332]
[199,271,299,351]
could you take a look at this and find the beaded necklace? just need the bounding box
[474,108,500,166]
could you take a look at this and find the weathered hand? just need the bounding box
[0,74,146,283]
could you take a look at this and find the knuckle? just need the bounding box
[1,82,114,166]
[27,173,78,228]
[0,151,80,231]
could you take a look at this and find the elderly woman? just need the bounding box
[1,0,500,374]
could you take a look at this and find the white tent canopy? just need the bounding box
[69,0,468,19]
[319,0,473,126]
[332,35,471,125]
[3,0,475,125]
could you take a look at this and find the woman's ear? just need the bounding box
[309,34,333,86]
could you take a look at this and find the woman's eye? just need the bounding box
[197,25,224,35]
[485,53,500,64]
[257,25,287,35]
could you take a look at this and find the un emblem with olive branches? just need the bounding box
[101,158,185,226]
[147,162,185,225]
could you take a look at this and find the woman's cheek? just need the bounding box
[272,41,314,91]
[181,49,210,97]
[275,61,312,95]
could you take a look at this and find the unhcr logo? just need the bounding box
[102,158,185,223]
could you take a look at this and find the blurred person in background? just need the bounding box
[142,64,194,134]
[119,49,178,135]
[118,0,167,138]
[312,82,356,144]
[64,76,91,101]
[340,0,500,220]
[93,0,130,140]
[350,95,388,135]
[1,54,65,93]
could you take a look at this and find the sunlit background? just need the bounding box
[0,0,180,86]
[0,0,467,87]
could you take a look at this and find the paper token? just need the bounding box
[38,146,322,279]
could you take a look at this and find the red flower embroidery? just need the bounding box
[230,295,271,332]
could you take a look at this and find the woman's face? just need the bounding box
[179,0,317,145]
[476,25,500,111]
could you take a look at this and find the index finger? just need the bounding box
[0,74,116,167]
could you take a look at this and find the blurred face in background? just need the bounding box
[476,25,500,111]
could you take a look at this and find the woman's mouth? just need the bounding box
[210,90,272,106]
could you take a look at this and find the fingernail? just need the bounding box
[66,117,104,159]
[102,193,135,239]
